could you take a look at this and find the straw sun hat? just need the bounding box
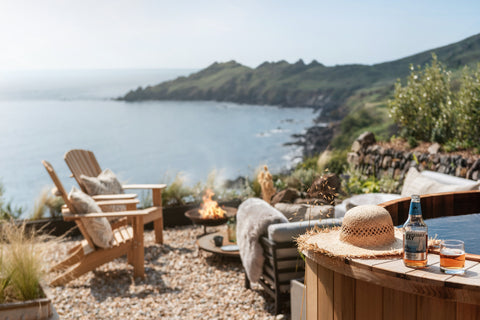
[297,205,403,258]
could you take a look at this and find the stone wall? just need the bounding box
[347,132,480,181]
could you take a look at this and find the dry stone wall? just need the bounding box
[347,132,480,181]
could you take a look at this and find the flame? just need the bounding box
[199,189,226,219]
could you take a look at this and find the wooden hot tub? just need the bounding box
[303,191,480,320]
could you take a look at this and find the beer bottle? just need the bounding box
[403,194,428,268]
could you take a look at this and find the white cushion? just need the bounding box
[68,186,114,248]
[401,167,480,197]
[274,203,334,222]
[345,193,403,211]
[267,218,342,243]
[421,170,479,186]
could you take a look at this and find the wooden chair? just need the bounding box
[64,149,166,244]
[42,160,160,286]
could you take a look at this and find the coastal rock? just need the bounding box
[356,131,376,148]
[351,141,362,153]
[287,124,335,157]
[428,143,441,155]
[347,152,361,166]
[467,159,480,179]
[347,132,480,183]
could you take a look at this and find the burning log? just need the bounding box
[199,189,226,219]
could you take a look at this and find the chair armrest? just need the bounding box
[92,193,137,200]
[95,199,139,207]
[62,206,159,221]
[122,184,166,191]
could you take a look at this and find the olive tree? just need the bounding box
[456,64,480,149]
[388,54,454,145]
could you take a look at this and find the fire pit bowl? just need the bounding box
[185,207,237,234]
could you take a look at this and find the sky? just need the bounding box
[1,0,480,70]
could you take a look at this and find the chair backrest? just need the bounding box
[64,149,102,193]
[42,160,77,214]
[42,160,96,248]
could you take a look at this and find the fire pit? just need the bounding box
[185,189,237,234]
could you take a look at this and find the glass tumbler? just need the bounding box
[440,240,465,275]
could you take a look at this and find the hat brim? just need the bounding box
[298,226,404,258]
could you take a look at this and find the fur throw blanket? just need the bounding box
[236,198,288,283]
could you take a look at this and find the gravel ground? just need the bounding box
[45,225,289,320]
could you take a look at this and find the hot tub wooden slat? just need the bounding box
[333,273,355,320]
[447,263,480,289]
[417,295,456,320]
[317,262,334,319]
[383,287,417,320]
[370,258,413,276]
[350,257,397,268]
[305,257,318,319]
[409,264,452,284]
[457,302,480,319]
[355,280,382,319]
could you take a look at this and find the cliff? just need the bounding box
[120,33,480,119]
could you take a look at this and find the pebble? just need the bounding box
[45,225,288,319]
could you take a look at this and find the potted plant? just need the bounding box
[0,220,57,319]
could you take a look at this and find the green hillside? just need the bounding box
[121,33,480,122]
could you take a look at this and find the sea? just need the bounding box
[0,69,317,216]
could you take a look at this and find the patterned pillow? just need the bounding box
[80,169,125,212]
[401,167,480,197]
[80,168,124,195]
[68,186,114,248]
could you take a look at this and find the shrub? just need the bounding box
[161,173,195,207]
[456,64,480,148]
[296,155,318,171]
[0,183,24,220]
[324,149,348,175]
[31,187,64,220]
[342,166,401,195]
[389,55,480,150]
[389,54,454,144]
[378,174,402,194]
[285,167,320,192]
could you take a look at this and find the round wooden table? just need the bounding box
[197,230,240,258]
[303,191,480,320]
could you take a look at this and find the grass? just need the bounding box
[0,182,24,220]
[31,187,64,220]
[0,220,54,302]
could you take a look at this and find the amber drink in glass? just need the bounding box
[440,240,465,274]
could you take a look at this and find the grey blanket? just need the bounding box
[236,198,288,283]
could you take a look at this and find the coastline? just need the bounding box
[285,122,335,158]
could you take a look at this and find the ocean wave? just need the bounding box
[255,127,290,137]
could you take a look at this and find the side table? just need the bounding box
[197,229,239,258]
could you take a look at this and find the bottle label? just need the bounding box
[404,231,427,260]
